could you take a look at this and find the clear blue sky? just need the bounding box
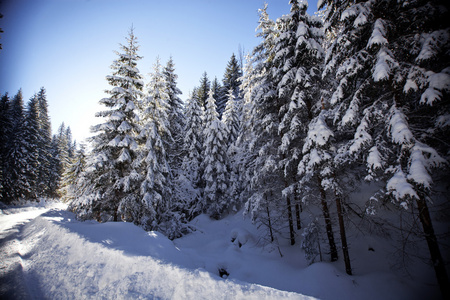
[0,0,319,144]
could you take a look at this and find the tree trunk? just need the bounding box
[416,193,449,299]
[295,203,301,230]
[286,193,296,245]
[335,194,352,275]
[266,195,274,243]
[318,176,338,262]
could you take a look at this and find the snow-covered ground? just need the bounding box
[0,201,441,299]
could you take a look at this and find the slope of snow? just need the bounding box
[0,201,440,299]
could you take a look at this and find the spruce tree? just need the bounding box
[243,3,285,245]
[62,144,86,203]
[0,93,11,202]
[196,72,210,110]
[320,0,449,283]
[181,94,204,218]
[23,95,41,199]
[136,58,172,231]
[202,90,229,219]
[211,77,224,116]
[3,90,31,202]
[222,89,240,146]
[74,28,144,222]
[36,87,53,197]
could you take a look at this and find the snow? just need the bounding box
[372,48,397,82]
[388,107,413,145]
[367,19,388,48]
[0,201,440,300]
[420,69,450,105]
[386,168,418,205]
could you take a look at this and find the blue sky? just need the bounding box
[0,0,319,144]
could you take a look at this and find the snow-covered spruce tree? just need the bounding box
[180,93,204,218]
[163,57,185,170]
[73,28,144,222]
[22,94,41,199]
[271,0,328,246]
[319,0,449,283]
[237,3,277,209]
[202,90,230,219]
[196,72,210,110]
[35,87,53,198]
[47,134,61,198]
[220,53,243,119]
[244,3,286,245]
[211,77,225,116]
[135,57,172,232]
[0,93,11,202]
[222,88,240,146]
[3,90,32,202]
[297,110,339,263]
[61,144,86,203]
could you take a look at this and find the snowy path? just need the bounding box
[0,203,312,299]
[0,202,59,299]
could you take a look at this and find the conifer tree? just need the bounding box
[23,95,41,199]
[62,144,86,203]
[243,3,285,245]
[3,90,31,202]
[74,28,144,222]
[36,87,53,197]
[196,72,210,110]
[320,0,449,282]
[222,89,240,146]
[181,94,204,218]
[211,77,224,116]
[0,93,11,202]
[202,90,229,219]
[163,57,185,171]
[135,58,172,231]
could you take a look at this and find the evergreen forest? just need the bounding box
[1,0,449,297]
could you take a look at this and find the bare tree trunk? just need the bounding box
[295,203,301,230]
[286,193,296,245]
[335,195,352,275]
[266,195,274,243]
[318,176,338,262]
[416,193,449,299]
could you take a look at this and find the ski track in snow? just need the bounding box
[0,202,436,300]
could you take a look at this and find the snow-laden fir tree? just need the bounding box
[0,93,10,201]
[196,72,210,110]
[320,0,449,285]
[163,57,185,170]
[243,3,286,245]
[219,53,243,118]
[73,28,144,222]
[35,87,53,197]
[134,57,172,231]
[2,90,32,202]
[62,144,86,203]
[202,90,230,219]
[22,94,41,199]
[222,89,240,146]
[180,93,204,218]
[270,0,328,245]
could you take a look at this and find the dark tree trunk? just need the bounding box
[266,195,274,243]
[286,193,296,245]
[335,195,352,275]
[416,193,449,299]
[295,203,301,230]
[318,176,338,262]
